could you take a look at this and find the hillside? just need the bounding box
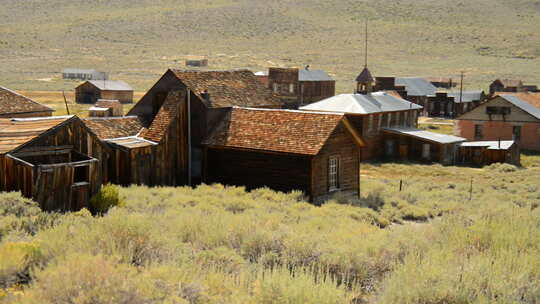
[1,0,539,93]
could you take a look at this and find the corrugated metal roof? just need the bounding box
[87,80,133,91]
[0,116,73,154]
[460,140,514,150]
[299,69,333,81]
[500,94,540,120]
[300,92,422,114]
[395,77,437,97]
[447,90,483,103]
[382,127,466,144]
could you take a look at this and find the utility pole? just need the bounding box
[364,18,368,68]
[62,90,70,115]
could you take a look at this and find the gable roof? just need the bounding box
[395,77,437,97]
[139,91,184,143]
[300,92,422,115]
[447,90,484,103]
[493,79,522,88]
[83,116,143,140]
[170,69,282,108]
[498,94,540,120]
[0,116,74,154]
[203,107,362,155]
[85,80,133,91]
[356,67,374,83]
[299,69,333,81]
[0,86,54,116]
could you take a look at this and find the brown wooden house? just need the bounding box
[489,79,524,95]
[375,77,437,116]
[75,80,133,104]
[0,86,54,118]
[0,116,109,211]
[202,108,364,203]
[459,140,520,166]
[267,67,335,108]
[428,90,486,118]
[127,69,283,186]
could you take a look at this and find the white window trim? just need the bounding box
[328,156,340,192]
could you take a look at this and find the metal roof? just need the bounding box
[87,80,133,91]
[395,77,437,97]
[499,94,540,120]
[460,140,514,150]
[106,136,157,149]
[299,69,333,81]
[447,90,483,103]
[382,127,466,144]
[300,92,422,114]
[254,71,268,76]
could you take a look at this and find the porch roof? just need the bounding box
[382,127,466,144]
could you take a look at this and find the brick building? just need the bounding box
[455,93,540,151]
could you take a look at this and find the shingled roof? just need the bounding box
[83,116,143,140]
[0,86,54,116]
[0,116,73,154]
[203,108,363,155]
[170,69,282,108]
[356,67,374,83]
[140,91,184,143]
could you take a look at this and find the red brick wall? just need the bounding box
[455,120,540,151]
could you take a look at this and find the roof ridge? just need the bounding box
[10,115,73,122]
[233,106,344,116]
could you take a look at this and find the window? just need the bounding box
[377,113,382,130]
[422,144,431,159]
[73,165,89,184]
[328,156,340,191]
[513,126,521,141]
[387,113,392,127]
[289,83,295,93]
[273,83,278,93]
[403,112,409,126]
[474,124,483,139]
[367,115,373,132]
[486,106,511,115]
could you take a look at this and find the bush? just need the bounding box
[89,184,124,214]
[0,242,43,288]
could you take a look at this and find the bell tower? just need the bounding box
[355,19,374,94]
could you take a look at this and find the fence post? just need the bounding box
[399,179,403,192]
[469,177,473,201]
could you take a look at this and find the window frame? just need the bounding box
[328,156,340,192]
[474,124,483,140]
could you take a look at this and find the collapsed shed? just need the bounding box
[0,116,109,211]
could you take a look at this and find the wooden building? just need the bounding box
[426,77,456,89]
[185,59,208,67]
[301,91,424,161]
[375,77,437,116]
[0,116,109,211]
[454,93,540,151]
[428,90,486,118]
[0,86,54,118]
[88,99,123,117]
[459,140,520,166]
[75,80,133,104]
[62,68,108,81]
[202,108,364,203]
[489,79,524,95]
[127,69,283,186]
[267,67,335,108]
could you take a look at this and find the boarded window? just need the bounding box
[474,124,483,139]
[513,126,521,141]
[328,156,340,191]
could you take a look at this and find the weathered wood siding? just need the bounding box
[76,82,133,104]
[312,122,360,202]
[204,148,312,196]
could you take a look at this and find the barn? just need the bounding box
[0,116,109,211]
[202,107,364,203]
[0,86,54,118]
[75,80,133,104]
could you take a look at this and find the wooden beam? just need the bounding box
[39,158,98,169]
[342,117,366,147]
[5,154,34,168]
[13,149,72,157]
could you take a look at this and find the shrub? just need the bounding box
[89,184,124,214]
[0,242,43,288]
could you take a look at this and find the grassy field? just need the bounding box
[17,91,145,116]
[1,154,539,302]
[0,0,539,94]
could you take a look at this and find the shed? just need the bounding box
[459,140,520,166]
[0,116,109,211]
[202,107,365,203]
[0,86,54,118]
[89,99,123,117]
[381,127,466,164]
[75,80,133,104]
